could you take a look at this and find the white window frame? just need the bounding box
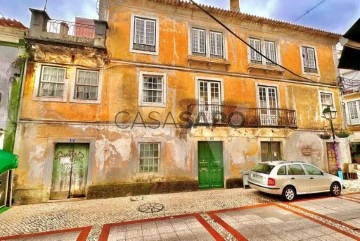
[69,69,103,104]
[138,142,161,173]
[248,37,279,65]
[318,91,335,117]
[189,25,228,60]
[138,71,167,107]
[300,45,320,76]
[256,83,280,126]
[33,64,69,102]
[130,14,159,55]
[347,100,360,125]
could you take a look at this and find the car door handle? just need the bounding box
[291,177,295,180]
[310,177,314,180]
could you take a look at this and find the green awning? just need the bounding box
[0,150,18,174]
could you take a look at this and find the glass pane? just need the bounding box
[288,164,305,175]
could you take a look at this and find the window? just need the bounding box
[191,27,225,59]
[301,46,318,73]
[288,164,305,175]
[258,86,279,126]
[261,142,281,161]
[198,79,222,123]
[139,72,166,106]
[251,163,275,174]
[131,16,157,53]
[319,91,334,115]
[277,165,286,175]
[249,38,277,65]
[139,143,160,173]
[210,31,223,58]
[303,164,322,175]
[39,66,66,97]
[75,70,99,100]
[192,28,206,56]
[348,101,360,125]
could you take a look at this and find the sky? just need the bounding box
[0,0,359,34]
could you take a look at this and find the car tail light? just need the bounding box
[268,177,276,186]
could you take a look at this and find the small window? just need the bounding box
[139,143,160,173]
[210,31,223,58]
[75,70,99,100]
[320,92,334,115]
[348,101,360,125]
[192,28,206,56]
[303,164,322,175]
[288,164,305,175]
[133,17,156,52]
[39,66,66,97]
[301,46,317,73]
[141,74,165,105]
[277,165,286,175]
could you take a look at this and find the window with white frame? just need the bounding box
[348,101,360,125]
[75,70,99,100]
[38,66,66,97]
[320,92,334,114]
[133,16,156,52]
[139,73,166,106]
[249,38,277,65]
[139,143,160,173]
[191,27,224,59]
[301,46,318,73]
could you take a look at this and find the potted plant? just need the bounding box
[336,129,351,138]
[318,134,331,139]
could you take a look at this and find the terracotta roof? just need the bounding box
[150,0,341,39]
[0,18,26,29]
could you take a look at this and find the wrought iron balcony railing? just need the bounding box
[186,104,297,128]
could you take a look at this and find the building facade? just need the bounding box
[0,18,26,207]
[13,0,347,204]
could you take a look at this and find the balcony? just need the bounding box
[27,9,108,48]
[186,104,297,128]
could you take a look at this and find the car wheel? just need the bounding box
[330,182,341,196]
[283,186,296,201]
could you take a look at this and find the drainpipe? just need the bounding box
[17,58,27,124]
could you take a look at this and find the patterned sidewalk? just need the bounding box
[1,181,360,241]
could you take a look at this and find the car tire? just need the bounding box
[330,182,341,196]
[283,186,296,201]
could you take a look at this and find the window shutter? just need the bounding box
[249,38,256,61]
[135,18,145,44]
[307,48,316,69]
[199,29,206,53]
[145,20,155,46]
[268,41,276,63]
[302,46,309,68]
[254,39,262,62]
[192,28,199,53]
[210,31,216,55]
[216,32,223,57]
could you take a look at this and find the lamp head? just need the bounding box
[322,106,337,120]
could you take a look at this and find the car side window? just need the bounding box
[303,164,322,175]
[288,164,305,175]
[277,165,286,175]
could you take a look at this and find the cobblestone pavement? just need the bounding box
[0,181,360,241]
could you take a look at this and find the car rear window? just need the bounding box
[251,163,275,174]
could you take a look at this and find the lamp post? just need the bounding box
[322,106,343,179]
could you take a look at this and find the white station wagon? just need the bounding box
[248,161,343,201]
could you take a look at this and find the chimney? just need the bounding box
[230,0,240,12]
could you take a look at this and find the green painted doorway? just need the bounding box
[50,143,90,200]
[198,141,224,189]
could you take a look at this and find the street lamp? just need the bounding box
[322,106,343,179]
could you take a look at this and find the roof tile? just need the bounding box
[0,18,26,29]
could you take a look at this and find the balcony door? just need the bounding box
[198,80,222,124]
[258,86,278,125]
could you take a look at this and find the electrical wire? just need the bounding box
[293,0,328,22]
[189,0,316,83]
[0,11,4,17]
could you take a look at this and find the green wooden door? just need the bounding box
[198,141,224,189]
[50,143,89,200]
